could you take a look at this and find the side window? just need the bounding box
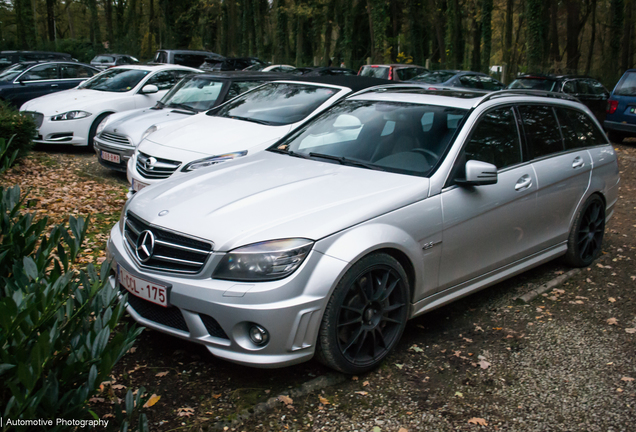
[459,75,480,89]
[576,80,590,95]
[480,76,505,91]
[518,105,564,159]
[562,81,576,94]
[147,71,176,90]
[586,79,608,96]
[155,52,168,63]
[173,69,191,81]
[21,64,58,81]
[556,107,607,149]
[464,107,522,170]
[60,64,93,79]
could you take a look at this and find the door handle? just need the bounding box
[572,156,584,169]
[50,84,58,88]
[515,174,532,191]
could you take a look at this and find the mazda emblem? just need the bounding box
[145,157,157,170]
[136,230,155,263]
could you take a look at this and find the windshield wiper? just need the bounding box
[168,102,197,112]
[228,115,274,126]
[308,152,385,171]
[269,147,310,159]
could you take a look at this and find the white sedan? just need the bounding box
[20,64,200,147]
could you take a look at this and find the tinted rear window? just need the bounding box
[359,66,389,79]
[519,105,564,158]
[615,72,636,96]
[509,78,557,92]
[410,71,456,84]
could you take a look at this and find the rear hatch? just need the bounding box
[607,71,636,124]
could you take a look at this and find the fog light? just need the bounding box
[249,325,269,345]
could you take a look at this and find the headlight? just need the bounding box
[51,110,91,121]
[141,125,158,141]
[212,238,314,281]
[181,151,248,172]
[96,114,111,136]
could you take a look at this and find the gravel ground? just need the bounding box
[3,141,634,432]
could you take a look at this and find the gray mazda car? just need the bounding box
[107,86,619,373]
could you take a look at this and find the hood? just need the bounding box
[143,114,292,155]
[20,88,130,114]
[103,106,195,145]
[128,150,429,251]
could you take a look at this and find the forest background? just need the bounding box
[0,0,632,87]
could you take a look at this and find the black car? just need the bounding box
[296,67,357,76]
[200,57,267,72]
[151,50,224,69]
[0,51,73,70]
[508,74,610,122]
[0,61,100,108]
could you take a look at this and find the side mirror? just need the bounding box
[140,84,159,94]
[456,160,498,186]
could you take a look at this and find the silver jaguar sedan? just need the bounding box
[106,87,619,373]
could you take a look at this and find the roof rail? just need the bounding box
[348,83,488,98]
[476,89,579,107]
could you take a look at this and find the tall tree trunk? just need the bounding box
[295,15,304,66]
[449,0,463,69]
[549,1,560,65]
[46,0,56,42]
[526,0,544,72]
[65,0,74,39]
[16,0,37,48]
[481,0,493,73]
[342,0,353,67]
[429,0,446,67]
[274,0,288,63]
[389,0,399,61]
[366,0,375,61]
[622,0,634,71]
[609,0,624,81]
[471,10,481,73]
[585,0,597,75]
[407,0,425,66]
[565,0,581,73]
[323,0,336,66]
[502,0,513,82]
[105,0,113,47]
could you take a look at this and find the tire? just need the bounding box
[564,194,605,267]
[607,130,625,144]
[316,253,410,374]
[88,112,111,148]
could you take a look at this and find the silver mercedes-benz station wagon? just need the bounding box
[107,87,619,373]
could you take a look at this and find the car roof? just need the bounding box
[15,60,95,68]
[188,71,290,80]
[363,64,427,68]
[272,75,392,92]
[110,64,200,72]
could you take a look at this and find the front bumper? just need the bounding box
[31,113,94,146]
[604,120,636,135]
[106,223,348,368]
[94,135,135,172]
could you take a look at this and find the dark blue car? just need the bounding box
[0,61,100,108]
[605,69,636,142]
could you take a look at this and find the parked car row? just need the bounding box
[11,59,624,374]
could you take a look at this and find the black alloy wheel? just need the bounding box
[317,253,409,374]
[565,194,605,267]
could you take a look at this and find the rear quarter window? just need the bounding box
[614,72,636,96]
[556,107,608,149]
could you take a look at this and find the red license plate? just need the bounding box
[101,150,121,164]
[118,264,169,307]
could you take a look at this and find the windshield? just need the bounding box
[508,78,557,91]
[0,63,30,81]
[410,71,456,84]
[79,68,149,92]
[210,82,338,126]
[359,66,389,79]
[161,76,225,111]
[269,100,467,177]
[615,72,636,96]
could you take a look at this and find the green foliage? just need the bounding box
[0,137,19,176]
[0,101,35,163]
[38,39,104,64]
[0,185,143,431]
[526,0,545,72]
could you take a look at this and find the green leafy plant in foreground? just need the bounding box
[0,185,144,431]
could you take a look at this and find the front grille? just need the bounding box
[23,111,44,128]
[121,286,188,332]
[99,132,131,146]
[136,151,181,180]
[200,314,229,339]
[124,211,212,274]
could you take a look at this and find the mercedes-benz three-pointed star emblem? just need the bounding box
[145,157,157,170]
[136,230,155,263]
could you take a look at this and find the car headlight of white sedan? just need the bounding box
[181,151,248,172]
[51,110,92,121]
[212,238,314,281]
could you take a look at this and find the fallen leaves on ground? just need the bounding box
[355,391,368,396]
[607,317,619,325]
[608,297,617,303]
[621,377,634,382]
[467,417,488,426]
[625,328,636,334]
[318,396,329,405]
[155,371,169,377]
[278,395,293,406]
[177,407,195,417]
[143,394,161,408]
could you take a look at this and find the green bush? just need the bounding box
[38,40,105,64]
[0,185,144,431]
[0,101,35,162]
